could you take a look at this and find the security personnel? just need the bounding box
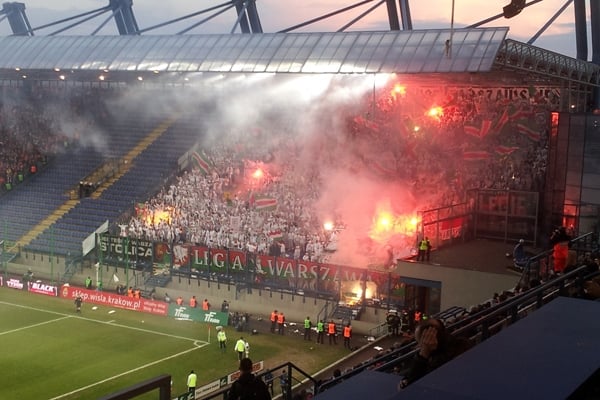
[277,312,285,335]
[217,328,227,353]
[270,310,278,333]
[187,370,197,395]
[328,320,337,345]
[303,316,312,341]
[85,276,92,289]
[235,337,246,361]
[316,319,325,344]
[176,296,183,305]
[343,323,352,349]
[202,298,210,311]
[418,238,429,261]
[189,296,197,308]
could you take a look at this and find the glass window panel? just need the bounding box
[259,35,285,61]
[14,38,45,68]
[293,34,319,61]
[406,32,425,45]
[146,36,187,61]
[236,34,263,62]
[55,37,88,69]
[313,34,336,59]
[280,34,308,61]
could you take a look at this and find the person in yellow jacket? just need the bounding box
[417,238,428,261]
[235,337,247,361]
[217,327,227,353]
[187,370,197,395]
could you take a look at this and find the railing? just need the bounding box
[519,231,598,286]
[317,264,594,393]
[197,361,317,400]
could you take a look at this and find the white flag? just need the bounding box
[112,273,119,283]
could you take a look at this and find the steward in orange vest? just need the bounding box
[270,310,278,333]
[277,312,285,335]
[343,324,352,349]
[328,321,337,345]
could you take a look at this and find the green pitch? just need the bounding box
[0,288,347,399]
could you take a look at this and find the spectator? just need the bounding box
[263,369,274,396]
[583,275,600,300]
[399,318,472,388]
[513,239,528,269]
[228,358,271,400]
[279,370,289,399]
[550,227,571,274]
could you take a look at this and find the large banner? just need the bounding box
[168,304,229,325]
[99,235,153,265]
[175,244,380,282]
[60,286,168,316]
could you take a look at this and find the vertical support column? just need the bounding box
[398,0,413,30]
[385,0,400,31]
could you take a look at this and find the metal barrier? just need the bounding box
[198,362,317,400]
[317,264,595,393]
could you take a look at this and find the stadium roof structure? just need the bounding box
[0,27,598,89]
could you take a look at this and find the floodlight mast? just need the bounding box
[0,2,33,36]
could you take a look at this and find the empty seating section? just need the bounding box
[0,147,101,244]
[3,111,199,257]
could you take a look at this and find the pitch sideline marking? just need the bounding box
[48,344,207,400]
[0,299,210,399]
[0,299,209,343]
[0,315,71,336]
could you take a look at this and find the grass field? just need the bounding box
[0,287,349,399]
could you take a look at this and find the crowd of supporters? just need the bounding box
[0,85,109,192]
[122,81,555,264]
[0,81,556,265]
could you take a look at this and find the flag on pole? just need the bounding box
[254,196,278,211]
[191,150,212,175]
